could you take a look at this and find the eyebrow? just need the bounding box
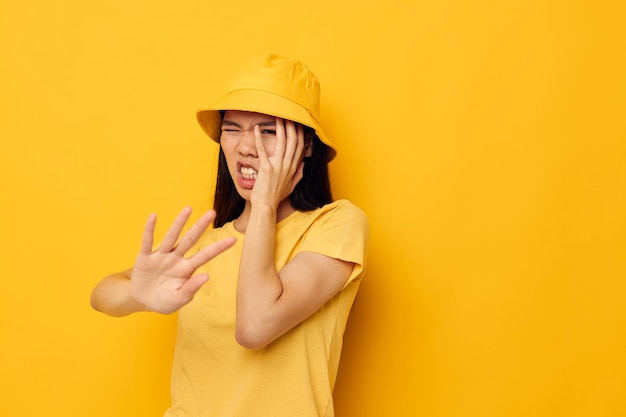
[221,119,276,128]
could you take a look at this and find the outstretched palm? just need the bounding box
[130,207,236,314]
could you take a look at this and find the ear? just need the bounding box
[303,134,314,158]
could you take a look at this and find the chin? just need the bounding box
[234,188,252,201]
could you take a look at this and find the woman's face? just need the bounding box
[219,110,279,198]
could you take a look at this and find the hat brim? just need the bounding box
[197,89,336,161]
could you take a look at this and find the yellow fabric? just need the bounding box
[196,54,337,161]
[165,199,369,417]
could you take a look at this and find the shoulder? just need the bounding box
[296,199,369,249]
[311,199,369,230]
[298,200,369,279]
[323,198,364,213]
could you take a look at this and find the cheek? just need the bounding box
[220,143,237,169]
[261,139,276,156]
[220,137,237,158]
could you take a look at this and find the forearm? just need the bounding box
[235,204,284,347]
[90,270,147,317]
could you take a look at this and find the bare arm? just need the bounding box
[235,119,354,349]
[236,202,353,349]
[90,208,236,317]
[90,268,145,317]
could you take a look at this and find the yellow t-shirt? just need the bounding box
[165,199,369,417]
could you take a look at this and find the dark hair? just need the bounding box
[213,126,333,227]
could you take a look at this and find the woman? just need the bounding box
[91,54,369,417]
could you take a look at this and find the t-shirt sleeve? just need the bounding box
[299,201,370,287]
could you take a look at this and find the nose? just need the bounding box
[236,129,257,157]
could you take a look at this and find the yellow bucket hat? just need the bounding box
[196,54,336,161]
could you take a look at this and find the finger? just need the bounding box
[174,210,217,256]
[287,160,306,194]
[293,159,305,186]
[292,124,305,171]
[285,123,305,176]
[188,236,237,270]
[273,117,286,160]
[178,273,210,301]
[159,206,193,253]
[283,120,298,168]
[254,125,269,163]
[139,213,157,255]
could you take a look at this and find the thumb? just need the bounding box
[179,273,210,300]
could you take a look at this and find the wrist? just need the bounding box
[250,201,278,219]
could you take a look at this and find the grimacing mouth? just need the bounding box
[240,165,258,180]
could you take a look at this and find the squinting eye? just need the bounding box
[260,130,277,136]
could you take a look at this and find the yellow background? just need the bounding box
[1,0,625,416]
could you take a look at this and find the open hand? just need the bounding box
[130,207,236,314]
[250,118,306,210]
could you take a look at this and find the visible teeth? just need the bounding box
[241,166,257,180]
